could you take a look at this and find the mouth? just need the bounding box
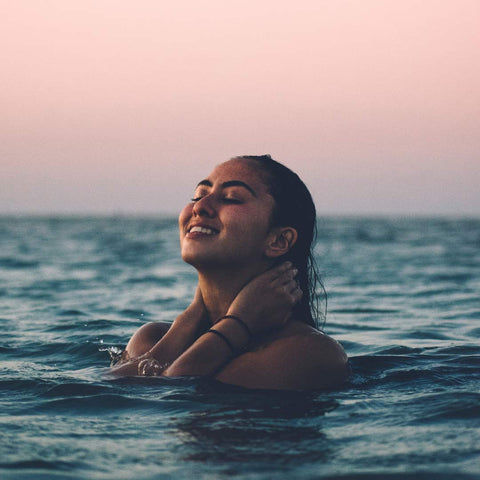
[187,225,219,236]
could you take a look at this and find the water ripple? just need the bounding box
[2,216,480,480]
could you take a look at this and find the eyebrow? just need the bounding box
[196,179,257,197]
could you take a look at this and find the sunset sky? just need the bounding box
[2,0,479,215]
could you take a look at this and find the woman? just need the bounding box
[111,155,348,390]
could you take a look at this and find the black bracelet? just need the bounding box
[206,329,236,356]
[216,315,253,342]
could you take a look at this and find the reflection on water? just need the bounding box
[168,385,338,469]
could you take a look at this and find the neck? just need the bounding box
[196,262,270,323]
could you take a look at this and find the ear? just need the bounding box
[264,227,298,258]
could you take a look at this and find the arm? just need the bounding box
[163,262,301,378]
[161,315,251,377]
[163,262,348,390]
[110,287,210,376]
[163,316,348,391]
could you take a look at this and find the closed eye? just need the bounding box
[222,197,242,204]
[191,196,243,204]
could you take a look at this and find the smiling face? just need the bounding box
[179,159,277,270]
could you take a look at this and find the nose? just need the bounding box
[192,194,216,218]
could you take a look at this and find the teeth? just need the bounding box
[189,226,216,235]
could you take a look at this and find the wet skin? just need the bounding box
[112,159,348,390]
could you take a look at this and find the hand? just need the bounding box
[137,357,165,376]
[227,262,302,335]
[109,351,169,376]
[109,352,150,376]
[111,285,209,377]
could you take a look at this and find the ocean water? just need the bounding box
[1,215,479,480]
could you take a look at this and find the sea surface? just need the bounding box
[1,215,479,480]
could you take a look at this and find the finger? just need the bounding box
[269,261,293,279]
[282,276,302,297]
[291,286,303,304]
[282,278,298,293]
[254,262,295,288]
[272,267,298,287]
[138,358,162,376]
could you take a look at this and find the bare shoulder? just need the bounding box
[258,321,349,380]
[215,321,349,391]
[275,321,348,365]
[124,321,171,358]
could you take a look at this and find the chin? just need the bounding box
[181,248,214,267]
[181,249,237,270]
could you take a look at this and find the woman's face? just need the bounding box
[179,159,276,269]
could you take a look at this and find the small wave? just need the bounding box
[118,308,151,318]
[77,318,139,330]
[375,345,425,355]
[46,317,117,334]
[31,393,168,414]
[354,226,397,243]
[11,289,54,300]
[83,318,126,329]
[0,344,15,354]
[349,348,480,392]
[319,474,478,480]
[0,257,39,269]
[408,391,480,423]
[349,353,418,373]
[404,329,451,340]
[46,321,87,333]
[329,308,400,314]
[42,382,113,397]
[0,378,54,395]
[443,354,480,368]
[56,309,88,317]
[26,278,89,293]
[327,322,388,331]
[411,287,452,297]
[5,340,107,368]
[428,272,473,284]
[334,340,369,355]
[466,326,480,337]
[444,310,480,321]
[0,459,74,471]
[431,345,480,356]
[125,275,177,286]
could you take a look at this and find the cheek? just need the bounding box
[178,204,193,246]
[233,208,271,240]
[178,204,193,228]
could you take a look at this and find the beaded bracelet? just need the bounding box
[216,315,253,342]
[206,329,236,356]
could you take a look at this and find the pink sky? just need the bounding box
[2,0,479,215]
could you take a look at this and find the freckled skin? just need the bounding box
[179,160,276,270]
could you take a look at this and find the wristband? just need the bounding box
[216,315,253,342]
[206,329,236,356]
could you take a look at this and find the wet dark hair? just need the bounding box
[234,154,326,329]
